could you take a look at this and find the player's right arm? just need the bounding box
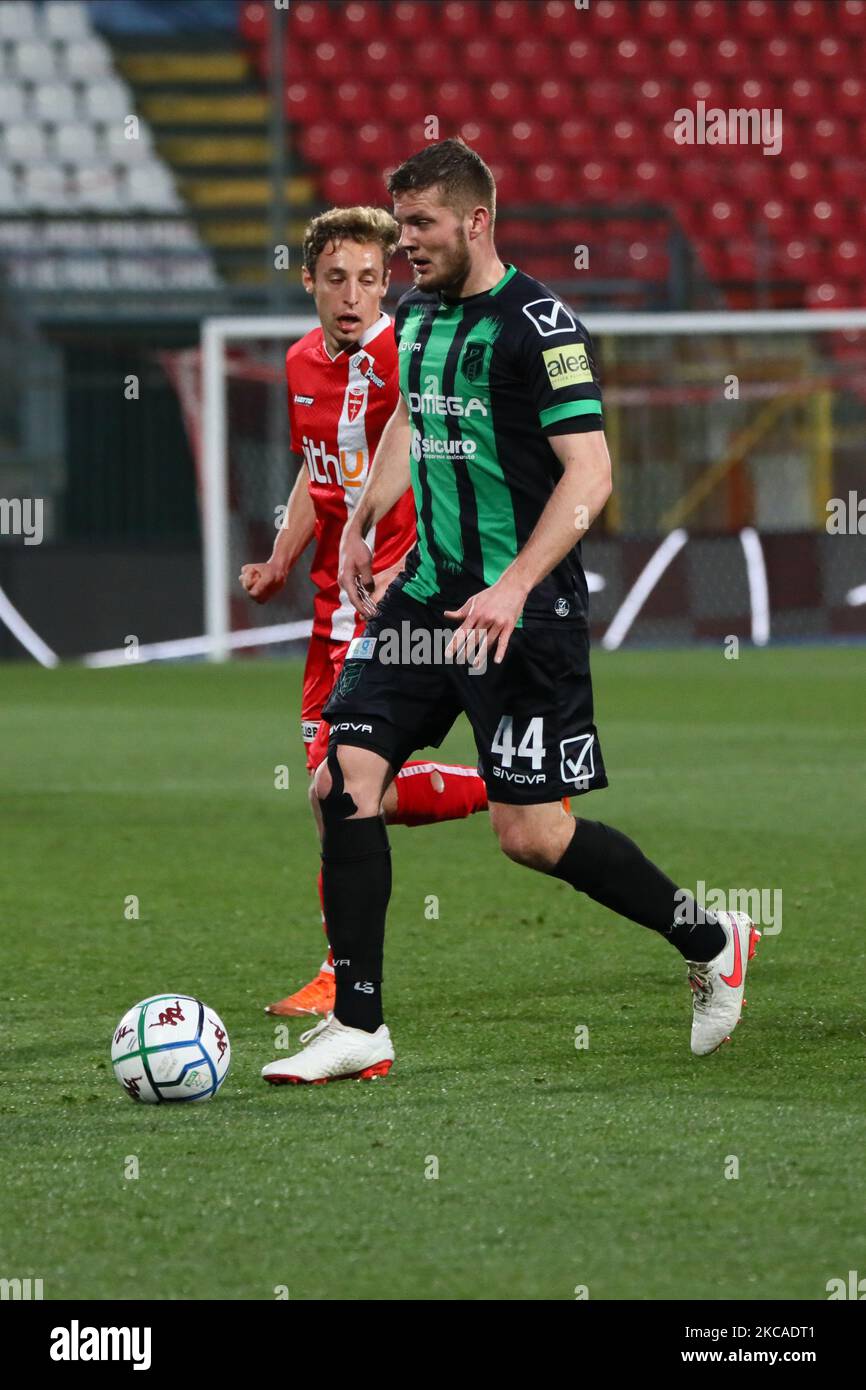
[239,455,315,604]
[338,393,413,615]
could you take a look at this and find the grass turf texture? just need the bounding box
[1,649,863,1302]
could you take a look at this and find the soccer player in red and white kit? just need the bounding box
[240,207,487,1017]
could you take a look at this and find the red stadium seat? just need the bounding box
[699,241,727,280]
[458,118,497,157]
[678,158,728,202]
[430,78,475,123]
[509,119,549,165]
[321,167,374,206]
[732,160,777,202]
[284,81,323,124]
[239,2,268,45]
[299,122,350,167]
[776,238,824,283]
[358,39,403,81]
[391,2,437,42]
[584,78,624,119]
[609,118,649,160]
[813,37,849,78]
[740,2,777,36]
[579,158,620,201]
[731,78,777,111]
[723,238,763,282]
[805,281,851,308]
[486,160,526,205]
[291,1,335,45]
[539,0,581,38]
[639,1,679,37]
[686,0,728,36]
[308,41,355,83]
[634,79,676,121]
[611,37,655,81]
[708,199,747,237]
[626,241,668,281]
[685,78,731,112]
[831,238,866,281]
[527,161,573,204]
[414,38,451,75]
[828,157,862,198]
[809,118,851,159]
[514,38,554,73]
[663,38,703,78]
[763,39,801,78]
[335,79,376,124]
[837,78,866,118]
[711,38,750,78]
[441,1,484,40]
[381,79,425,124]
[463,37,506,80]
[786,77,823,118]
[486,80,526,123]
[839,0,866,34]
[588,0,631,41]
[563,38,597,79]
[780,159,821,201]
[632,159,671,200]
[489,1,531,40]
[806,199,851,240]
[760,198,797,241]
[356,122,400,170]
[788,0,826,35]
[554,118,596,161]
[343,2,387,41]
[536,79,571,120]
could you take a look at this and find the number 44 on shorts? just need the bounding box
[490,716,595,790]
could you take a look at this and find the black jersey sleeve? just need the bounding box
[513,296,605,437]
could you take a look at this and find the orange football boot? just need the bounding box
[265,968,335,1017]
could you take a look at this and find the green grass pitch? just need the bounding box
[1,648,863,1301]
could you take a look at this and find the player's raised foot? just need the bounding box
[264,966,335,1017]
[261,1014,394,1085]
[687,911,761,1057]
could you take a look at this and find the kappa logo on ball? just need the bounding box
[522,297,576,337]
[560,733,595,786]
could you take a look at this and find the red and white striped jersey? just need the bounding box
[286,312,416,642]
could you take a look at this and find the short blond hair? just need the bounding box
[302,206,400,279]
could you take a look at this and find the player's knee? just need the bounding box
[494,819,549,871]
[316,744,385,823]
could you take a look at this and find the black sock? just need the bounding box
[549,819,726,961]
[321,815,390,1032]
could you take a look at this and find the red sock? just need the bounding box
[317,868,334,967]
[392,761,488,827]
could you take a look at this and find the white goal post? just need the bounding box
[200,308,866,662]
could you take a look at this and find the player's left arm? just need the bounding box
[445,430,611,664]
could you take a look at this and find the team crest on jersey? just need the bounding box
[335,661,366,697]
[461,341,488,383]
[347,386,366,422]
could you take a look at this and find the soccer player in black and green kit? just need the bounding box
[260,140,760,1087]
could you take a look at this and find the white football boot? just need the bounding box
[687,911,761,1056]
[261,1013,395,1085]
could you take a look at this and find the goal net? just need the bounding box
[166,308,866,661]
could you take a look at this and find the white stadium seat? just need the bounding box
[54,123,99,165]
[43,1,92,41]
[84,80,132,123]
[0,87,27,122]
[126,163,180,212]
[21,163,69,212]
[3,122,49,164]
[0,2,38,42]
[10,40,57,82]
[0,166,23,212]
[32,82,80,124]
[105,122,154,165]
[63,37,112,80]
[75,164,127,212]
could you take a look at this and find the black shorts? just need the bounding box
[322,584,608,805]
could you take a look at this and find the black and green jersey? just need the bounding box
[395,262,604,627]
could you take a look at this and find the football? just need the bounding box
[111,994,231,1104]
